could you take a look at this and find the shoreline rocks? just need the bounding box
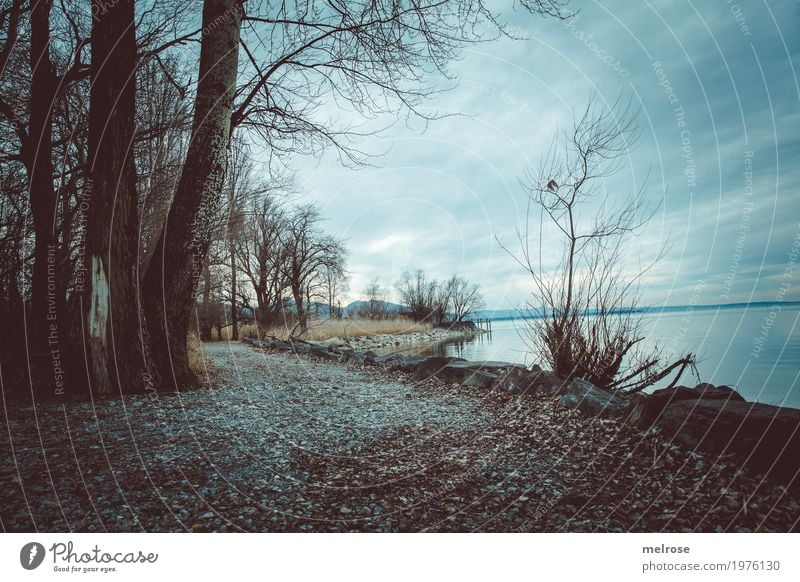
[242,336,800,485]
[559,378,630,420]
[655,399,800,483]
[627,384,746,429]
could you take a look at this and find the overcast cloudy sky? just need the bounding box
[296,0,799,310]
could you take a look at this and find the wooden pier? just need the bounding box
[473,318,492,332]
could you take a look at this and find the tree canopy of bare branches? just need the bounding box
[396,270,485,325]
[0,0,567,396]
[503,95,695,394]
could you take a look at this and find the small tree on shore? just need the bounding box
[396,270,440,323]
[359,278,391,319]
[503,95,695,394]
[444,275,486,322]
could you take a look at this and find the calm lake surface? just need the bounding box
[391,305,800,408]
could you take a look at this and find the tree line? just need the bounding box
[355,271,486,325]
[0,0,567,397]
[195,139,347,341]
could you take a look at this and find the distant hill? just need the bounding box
[472,300,800,321]
[343,300,406,316]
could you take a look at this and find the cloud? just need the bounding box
[297,2,800,308]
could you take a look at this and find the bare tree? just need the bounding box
[503,95,695,394]
[396,269,440,323]
[25,0,61,386]
[317,261,348,320]
[280,204,346,334]
[83,0,153,395]
[143,0,244,389]
[444,275,486,323]
[358,277,390,320]
[237,193,290,330]
[233,1,568,164]
[135,54,192,274]
[0,0,569,395]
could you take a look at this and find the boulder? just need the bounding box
[349,350,378,366]
[440,360,520,387]
[411,356,466,380]
[693,383,745,402]
[559,378,630,419]
[308,344,340,361]
[627,386,707,428]
[397,355,428,372]
[327,338,351,351]
[460,370,500,389]
[371,353,406,368]
[656,399,800,483]
[628,384,747,429]
[444,360,528,374]
[528,369,568,396]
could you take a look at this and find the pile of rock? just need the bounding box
[627,384,800,483]
[242,336,800,485]
[321,327,475,353]
[558,378,800,484]
[242,336,567,394]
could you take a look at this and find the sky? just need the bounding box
[294,0,800,310]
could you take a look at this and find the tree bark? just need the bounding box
[26,0,60,394]
[198,260,213,341]
[84,0,153,395]
[230,243,238,340]
[143,0,243,389]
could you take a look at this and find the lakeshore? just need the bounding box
[3,339,797,533]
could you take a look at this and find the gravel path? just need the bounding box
[2,342,798,532]
[201,342,489,470]
[0,342,488,532]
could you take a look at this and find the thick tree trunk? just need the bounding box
[26,0,60,394]
[143,0,243,389]
[198,261,213,341]
[292,285,306,334]
[84,0,153,395]
[230,244,238,340]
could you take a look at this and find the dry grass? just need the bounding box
[212,324,259,341]
[187,332,214,374]
[214,318,431,342]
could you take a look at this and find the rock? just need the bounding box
[397,355,428,372]
[444,360,528,374]
[327,338,351,350]
[411,356,467,380]
[528,369,568,396]
[461,370,500,389]
[559,378,630,419]
[371,353,406,368]
[289,340,313,354]
[693,383,745,402]
[349,350,379,366]
[627,386,705,428]
[656,399,800,483]
[628,385,746,429]
[440,362,506,388]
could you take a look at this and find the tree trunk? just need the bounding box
[198,261,213,341]
[142,0,243,389]
[230,242,238,340]
[292,285,306,334]
[25,0,59,394]
[84,0,153,395]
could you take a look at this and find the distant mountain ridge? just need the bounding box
[473,300,800,322]
[343,300,405,316]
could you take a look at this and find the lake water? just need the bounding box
[390,305,800,408]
